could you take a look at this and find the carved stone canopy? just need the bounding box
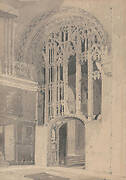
[15,7,111,81]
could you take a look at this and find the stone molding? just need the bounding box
[0,3,18,17]
[0,74,38,91]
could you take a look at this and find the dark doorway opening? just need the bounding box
[58,120,85,167]
[59,123,67,166]
[0,127,4,160]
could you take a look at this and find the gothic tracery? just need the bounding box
[15,8,110,124]
[33,16,108,123]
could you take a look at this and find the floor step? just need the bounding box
[66,156,85,166]
[0,160,10,167]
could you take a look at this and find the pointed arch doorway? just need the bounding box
[52,117,85,167]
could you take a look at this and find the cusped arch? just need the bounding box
[48,115,86,166]
[16,7,111,66]
[49,115,85,149]
[49,115,86,132]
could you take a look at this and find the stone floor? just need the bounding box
[25,172,70,180]
[0,165,122,180]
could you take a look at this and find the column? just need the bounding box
[35,89,39,123]
[64,42,68,114]
[101,55,112,173]
[6,18,9,75]
[76,54,81,114]
[111,2,125,176]
[76,33,81,114]
[8,18,11,75]
[53,45,57,117]
[8,18,15,76]
[121,83,126,176]
[12,20,15,75]
[0,17,4,74]
[37,88,45,125]
[4,17,15,76]
[88,52,93,121]
[45,46,49,123]
[4,18,8,75]
[10,18,14,75]
[35,125,48,166]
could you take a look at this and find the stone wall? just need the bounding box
[35,125,48,166]
[0,85,36,122]
[4,124,15,161]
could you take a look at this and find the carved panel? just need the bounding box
[13,61,36,81]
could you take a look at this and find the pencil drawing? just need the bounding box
[0,0,125,180]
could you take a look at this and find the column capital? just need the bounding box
[0,3,18,17]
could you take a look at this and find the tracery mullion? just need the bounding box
[45,42,49,122]
[54,37,64,116]
[56,65,58,115]
[88,34,93,121]
[53,42,57,118]
[58,65,61,116]
[76,27,81,114]
[63,37,68,115]
[59,63,64,116]
[50,45,55,119]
